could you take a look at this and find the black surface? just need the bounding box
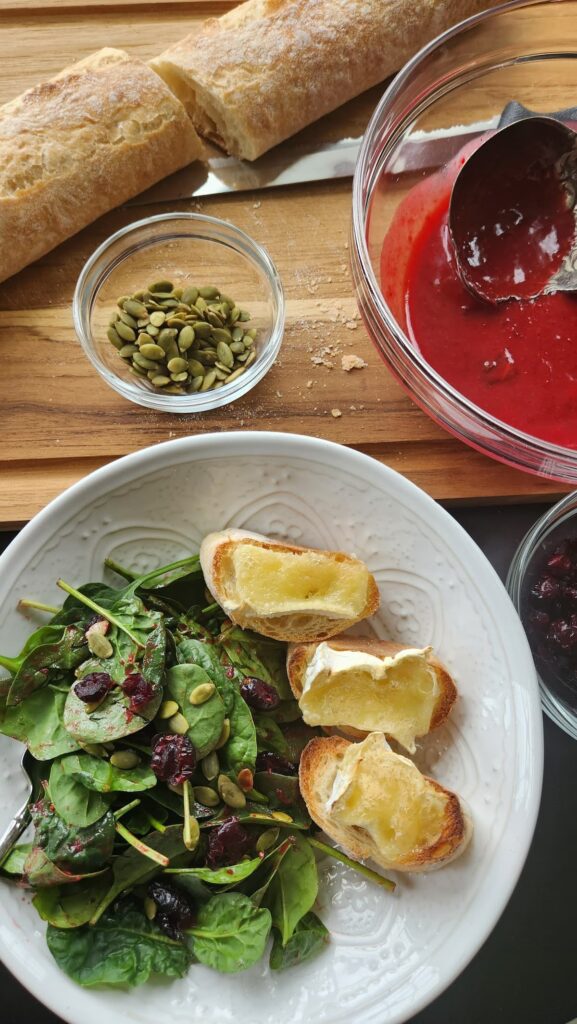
[1,505,576,1024]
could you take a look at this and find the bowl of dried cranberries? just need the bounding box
[507,491,577,739]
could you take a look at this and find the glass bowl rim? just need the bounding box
[72,211,285,413]
[351,0,577,462]
[506,488,577,739]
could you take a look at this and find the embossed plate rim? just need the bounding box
[0,432,543,1024]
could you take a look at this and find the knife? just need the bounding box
[127,118,498,205]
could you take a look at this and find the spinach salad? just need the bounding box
[0,552,390,987]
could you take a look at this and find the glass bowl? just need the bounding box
[507,491,577,739]
[73,213,285,412]
[351,0,577,482]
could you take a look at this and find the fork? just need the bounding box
[0,749,34,864]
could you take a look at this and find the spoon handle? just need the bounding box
[0,802,31,864]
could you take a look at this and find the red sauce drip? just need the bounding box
[380,140,577,448]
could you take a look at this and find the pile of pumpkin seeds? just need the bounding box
[107,281,257,395]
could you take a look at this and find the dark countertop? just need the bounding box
[1,504,576,1024]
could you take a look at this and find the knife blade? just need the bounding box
[127,118,498,206]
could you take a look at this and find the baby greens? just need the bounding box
[0,548,392,992]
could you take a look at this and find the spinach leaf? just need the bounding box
[54,582,122,623]
[0,685,80,760]
[5,624,88,706]
[166,664,225,758]
[220,689,257,774]
[269,912,329,970]
[23,846,107,888]
[33,873,112,928]
[221,627,292,701]
[47,901,191,986]
[253,771,309,822]
[176,637,235,713]
[0,842,32,875]
[31,798,115,873]
[62,752,156,794]
[122,801,168,836]
[281,720,322,762]
[253,712,290,756]
[168,855,264,887]
[91,824,191,922]
[135,557,205,615]
[49,759,112,826]
[187,892,271,973]
[263,833,318,945]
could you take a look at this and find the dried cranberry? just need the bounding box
[122,672,155,712]
[548,617,577,649]
[255,751,298,776]
[150,734,196,786]
[530,576,560,602]
[206,817,253,868]
[562,585,577,603]
[526,608,550,632]
[240,677,280,711]
[73,672,114,704]
[148,881,195,939]
[546,552,574,578]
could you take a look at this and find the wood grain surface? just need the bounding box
[0,0,571,528]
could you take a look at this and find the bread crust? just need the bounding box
[151,0,503,160]
[299,735,472,873]
[287,636,457,741]
[200,529,380,643]
[0,48,203,284]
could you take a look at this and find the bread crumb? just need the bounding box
[341,354,367,372]
[331,408,342,418]
[253,201,261,209]
[306,380,313,388]
[345,320,358,331]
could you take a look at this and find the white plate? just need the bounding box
[0,432,542,1024]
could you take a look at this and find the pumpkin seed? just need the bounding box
[200,370,217,391]
[230,341,245,354]
[168,712,189,735]
[245,328,258,341]
[139,343,165,361]
[167,357,188,374]
[149,311,166,327]
[82,743,109,758]
[190,375,203,392]
[181,287,199,305]
[255,827,280,853]
[199,285,220,299]
[115,321,136,342]
[214,368,229,381]
[194,786,220,807]
[119,311,138,329]
[189,682,216,705]
[216,341,234,368]
[123,299,149,319]
[215,718,231,749]
[130,365,147,378]
[231,306,241,323]
[171,371,189,383]
[148,280,174,293]
[231,326,244,343]
[217,774,246,809]
[158,699,179,719]
[192,320,212,339]
[151,375,171,387]
[110,750,141,770]
[107,326,124,350]
[238,309,251,322]
[87,632,113,659]
[187,359,205,378]
[245,349,256,367]
[178,326,195,351]
[144,897,157,921]
[119,344,138,359]
[133,352,161,371]
[201,751,219,780]
[225,365,246,384]
[207,310,224,328]
[145,324,160,337]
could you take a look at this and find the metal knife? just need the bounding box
[127,119,497,205]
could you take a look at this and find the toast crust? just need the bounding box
[200,530,380,643]
[287,636,457,742]
[299,735,472,873]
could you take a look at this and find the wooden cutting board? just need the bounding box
[0,0,569,528]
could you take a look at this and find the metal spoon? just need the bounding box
[449,116,577,304]
[0,749,35,865]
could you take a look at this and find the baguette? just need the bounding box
[151,0,503,161]
[287,636,457,753]
[0,48,203,284]
[300,733,472,873]
[199,528,380,642]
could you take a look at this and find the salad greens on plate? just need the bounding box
[0,551,390,988]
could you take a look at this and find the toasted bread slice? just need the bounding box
[287,637,457,753]
[199,529,380,642]
[299,733,472,873]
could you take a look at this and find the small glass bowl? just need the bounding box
[507,491,577,739]
[351,0,577,482]
[73,213,285,412]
